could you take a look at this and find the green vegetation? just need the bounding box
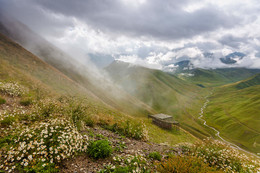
[105,120,148,140]
[105,61,211,140]
[157,155,221,173]
[1,29,260,172]
[100,154,150,173]
[0,96,5,104]
[179,68,260,87]
[0,118,88,172]
[182,139,260,172]
[87,140,113,159]
[19,98,32,106]
[204,81,260,153]
[235,73,260,89]
[0,115,16,127]
[148,151,162,161]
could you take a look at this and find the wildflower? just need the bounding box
[28,155,32,161]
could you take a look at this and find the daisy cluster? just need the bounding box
[190,139,260,172]
[0,81,27,97]
[0,118,88,172]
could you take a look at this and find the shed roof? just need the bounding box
[149,113,172,120]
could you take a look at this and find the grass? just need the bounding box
[19,98,32,106]
[87,140,113,159]
[105,61,212,141]
[148,151,162,161]
[156,155,222,173]
[0,96,6,104]
[203,84,260,154]
[181,68,260,87]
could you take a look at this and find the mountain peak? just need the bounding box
[220,52,246,64]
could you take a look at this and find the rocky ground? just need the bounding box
[60,126,180,173]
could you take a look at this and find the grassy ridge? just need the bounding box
[179,68,260,87]
[204,78,260,153]
[235,73,260,89]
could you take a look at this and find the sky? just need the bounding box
[1,0,260,70]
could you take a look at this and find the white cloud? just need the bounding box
[1,0,260,70]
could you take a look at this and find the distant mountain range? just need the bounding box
[220,52,246,64]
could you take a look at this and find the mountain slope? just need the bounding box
[0,31,198,147]
[0,33,89,97]
[203,74,260,153]
[177,66,260,87]
[234,73,260,89]
[0,14,158,117]
[105,61,213,139]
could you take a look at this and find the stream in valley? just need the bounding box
[198,92,260,158]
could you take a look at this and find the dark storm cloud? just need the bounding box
[1,0,260,69]
[218,34,248,48]
[0,0,74,38]
[1,0,241,40]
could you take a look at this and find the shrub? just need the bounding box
[66,101,88,130]
[0,97,6,104]
[0,81,27,96]
[0,118,88,172]
[87,140,112,159]
[156,155,221,173]
[84,116,95,127]
[177,139,260,173]
[189,139,260,172]
[0,116,16,127]
[106,120,148,141]
[31,99,63,120]
[148,152,162,161]
[112,166,129,173]
[19,98,32,106]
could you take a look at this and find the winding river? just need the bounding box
[198,92,260,158]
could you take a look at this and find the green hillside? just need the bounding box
[0,31,197,148]
[0,17,158,117]
[235,73,260,89]
[203,75,260,153]
[179,68,260,87]
[106,61,212,139]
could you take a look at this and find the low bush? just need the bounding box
[106,120,148,141]
[0,97,6,104]
[19,98,32,106]
[148,151,162,161]
[84,116,95,127]
[0,81,27,96]
[0,116,16,127]
[87,139,112,159]
[0,118,88,172]
[156,155,221,173]
[176,139,260,173]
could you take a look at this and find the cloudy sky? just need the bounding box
[1,0,260,70]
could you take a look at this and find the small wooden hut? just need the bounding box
[148,113,179,130]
